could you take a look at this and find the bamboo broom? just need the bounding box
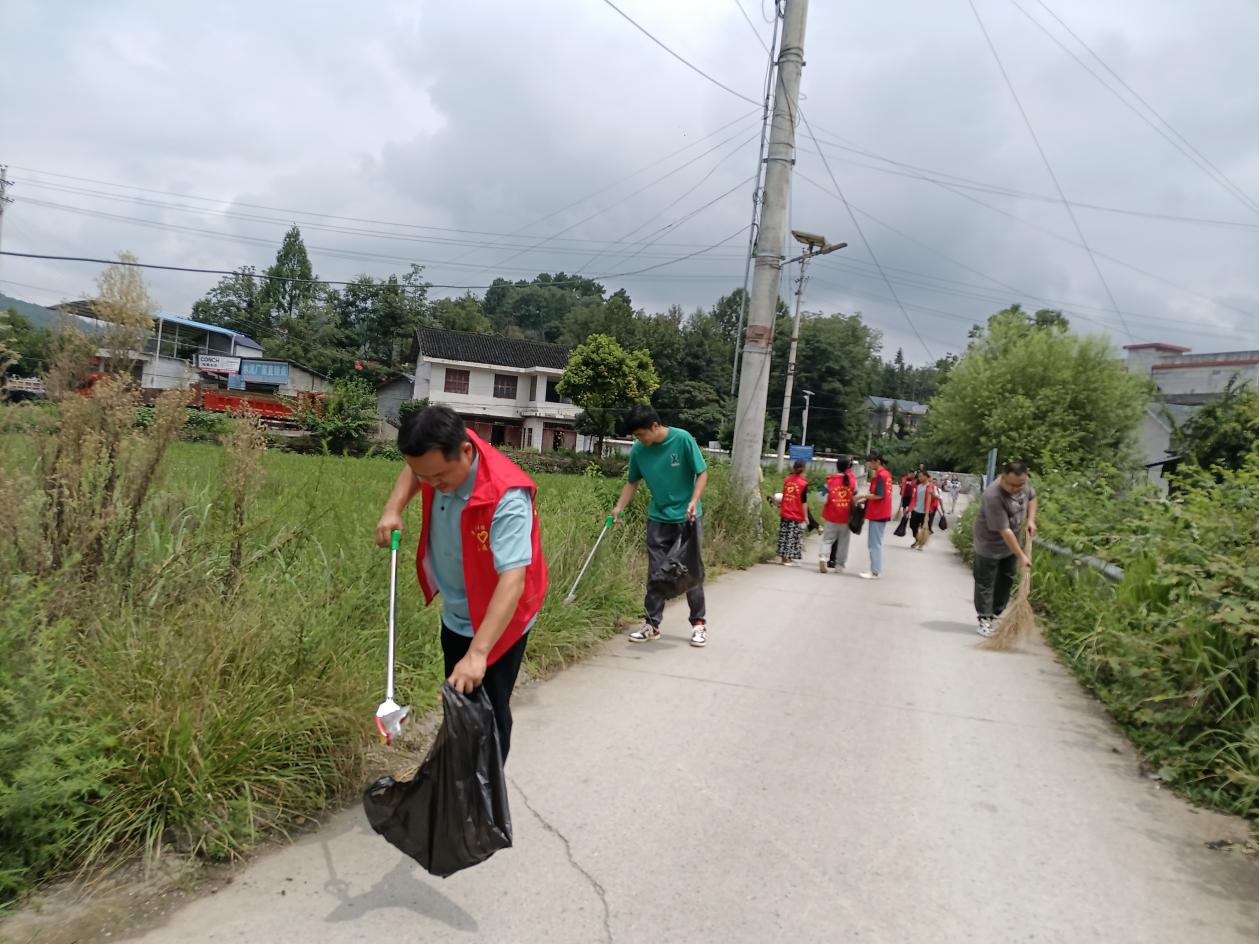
[979,533,1035,651]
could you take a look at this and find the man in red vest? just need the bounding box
[855,451,895,579]
[375,406,547,761]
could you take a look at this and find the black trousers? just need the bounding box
[973,553,1019,620]
[643,519,706,627]
[909,511,927,539]
[441,626,528,763]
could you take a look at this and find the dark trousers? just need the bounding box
[909,511,927,539]
[441,626,528,763]
[644,518,706,627]
[973,553,1018,620]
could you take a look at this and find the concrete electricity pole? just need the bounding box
[773,235,844,469]
[0,166,13,280]
[730,0,809,493]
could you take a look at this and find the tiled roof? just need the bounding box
[868,395,929,415]
[416,326,569,370]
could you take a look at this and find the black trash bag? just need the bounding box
[893,512,910,538]
[647,520,704,600]
[847,501,866,535]
[806,504,820,533]
[362,683,512,878]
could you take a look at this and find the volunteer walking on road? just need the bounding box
[610,405,710,648]
[856,452,895,579]
[908,470,941,550]
[776,461,809,566]
[972,460,1038,638]
[818,455,857,573]
[374,406,547,762]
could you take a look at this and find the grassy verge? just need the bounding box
[951,466,1259,824]
[0,400,774,906]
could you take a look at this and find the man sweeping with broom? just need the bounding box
[972,460,1037,639]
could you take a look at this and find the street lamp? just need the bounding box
[801,389,815,447]
[776,232,847,469]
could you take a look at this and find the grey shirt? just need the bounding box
[973,480,1036,559]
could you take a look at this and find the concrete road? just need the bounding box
[125,527,1259,943]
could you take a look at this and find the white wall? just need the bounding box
[1153,362,1259,398]
[141,354,192,390]
[418,359,580,424]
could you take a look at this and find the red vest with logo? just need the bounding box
[911,482,940,515]
[867,467,895,521]
[415,431,548,666]
[823,470,857,524]
[779,474,808,522]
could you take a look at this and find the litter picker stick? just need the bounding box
[564,516,614,604]
[375,530,412,743]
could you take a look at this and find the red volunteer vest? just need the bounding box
[779,474,808,522]
[415,431,548,666]
[867,467,895,521]
[823,471,857,524]
[911,482,940,515]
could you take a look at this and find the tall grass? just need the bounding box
[0,407,771,904]
[952,464,1259,821]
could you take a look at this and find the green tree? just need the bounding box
[557,333,659,451]
[1171,378,1259,474]
[483,272,608,342]
[0,309,51,377]
[768,311,880,453]
[430,293,492,333]
[262,226,319,320]
[191,266,269,339]
[334,268,428,367]
[928,308,1148,472]
[296,376,379,453]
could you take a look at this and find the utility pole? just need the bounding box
[776,259,808,470]
[801,389,814,447]
[730,0,809,493]
[775,237,845,470]
[0,166,13,281]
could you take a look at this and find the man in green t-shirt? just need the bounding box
[610,405,710,648]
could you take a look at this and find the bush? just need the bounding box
[503,448,627,477]
[295,377,378,453]
[953,463,1259,821]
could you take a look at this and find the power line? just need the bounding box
[9,112,760,253]
[0,227,748,289]
[598,0,760,107]
[732,0,772,53]
[796,109,935,362]
[796,138,1259,231]
[1015,0,1259,218]
[966,0,1133,341]
[571,132,759,272]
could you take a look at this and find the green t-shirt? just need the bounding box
[627,427,707,522]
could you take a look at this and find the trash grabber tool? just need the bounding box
[563,516,614,605]
[375,530,412,743]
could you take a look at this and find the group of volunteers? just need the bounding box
[773,455,1036,638]
[374,403,1036,765]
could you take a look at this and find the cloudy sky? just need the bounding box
[3,0,1258,363]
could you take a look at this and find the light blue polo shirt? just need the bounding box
[428,456,536,638]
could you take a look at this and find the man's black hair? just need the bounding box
[624,404,661,434]
[1002,460,1029,476]
[867,451,885,463]
[792,460,807,473]
[397,405,470,459]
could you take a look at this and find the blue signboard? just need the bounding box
[227,374,245,390]
[788,444,815,462]
[239,359,289,385]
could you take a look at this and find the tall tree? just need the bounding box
[1171,378,1259,474]
[928,308,1148,472]
[262,226,318,320]
[191,265,268,339]
[430,293,493,334]
[557,333,659,451]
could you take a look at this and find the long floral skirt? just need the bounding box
[777,519,804,560]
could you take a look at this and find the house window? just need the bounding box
[493,374,518,399]
[546,380,561,403]
[524,427,534,448]
[443,368,470,394]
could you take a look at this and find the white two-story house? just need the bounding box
[410,326,588,452]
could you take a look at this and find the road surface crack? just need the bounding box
[510,776,612,943]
